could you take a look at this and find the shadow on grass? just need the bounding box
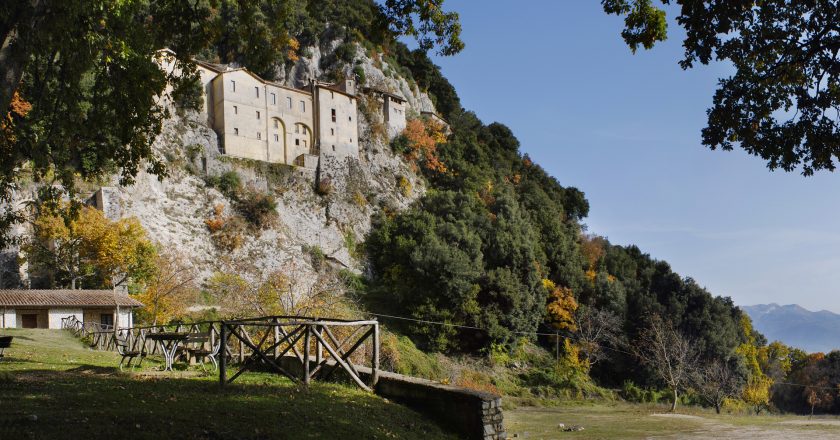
[0,366,458,440]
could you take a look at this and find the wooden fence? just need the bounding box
[60,315,380,390]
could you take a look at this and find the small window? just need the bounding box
[295,139,300,146]
[331,91,334,98]
[300,101,306,112]
[348,116,352,121]
[274,134,279,142]
[273,120,279,128]
[287,97,292,108]
[295,125,300,134]
[330,128,334,135]
[256,111,260,120]
[350,138,352,143]
[257,132,261,140]
[234,128,239,135]
[255,86,260,97]
[231,80,236,92]
[233,105,238,114]
[303,140,307,148]
[332,145,336,151]
[271,93,276,105]
[331,109,336,122]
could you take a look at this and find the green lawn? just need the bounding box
[505,400,840,439]
[0,329,458,439]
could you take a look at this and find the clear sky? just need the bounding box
[422,1,840,312]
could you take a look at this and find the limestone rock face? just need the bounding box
[1,41,433,301]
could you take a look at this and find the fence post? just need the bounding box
[273,318,280,360]
[315,325,322,368]
[372,321,380,388]
[219,322,227,387]
[303,324,311,386]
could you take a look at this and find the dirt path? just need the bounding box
[505,406,840,439]
[651,413,840,439]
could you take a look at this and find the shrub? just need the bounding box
[204,204,226,233]
[457,369,500,395]
[397,175,412,197]
[207,170,242,197]
[304,245,326,271]
[380,332,444,380]
[205,204,245,251]
[235,188,277,229]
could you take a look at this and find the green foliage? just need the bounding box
[207,171,243,197]
[603,0,840,175]
[304,245,326,271]
[380,332,444,380]
[172,74,204,116]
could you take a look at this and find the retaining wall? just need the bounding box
[277,356,506,440]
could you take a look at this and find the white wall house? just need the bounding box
[0,290,142,329]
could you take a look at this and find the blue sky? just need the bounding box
[421,1,840,312]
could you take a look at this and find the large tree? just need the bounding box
[603,0,840,175]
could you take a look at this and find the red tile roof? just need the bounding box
[0,290,143,308]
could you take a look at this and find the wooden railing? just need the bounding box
[60,315,380,391]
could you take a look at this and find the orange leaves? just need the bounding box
[544,279,578,332]
[286,37,300,62]
[204,204,226,233]
[401,118,447,173]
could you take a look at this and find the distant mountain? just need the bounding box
[742,304,840,353]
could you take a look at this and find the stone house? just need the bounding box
[0,290,142,329]
[156,50,361,169]
[364,87,407,138]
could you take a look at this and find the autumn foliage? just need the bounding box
[400,118,447,173]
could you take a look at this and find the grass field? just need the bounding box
[0,328,458,439]
[505,400,840,439]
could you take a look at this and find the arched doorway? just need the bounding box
[270,117,287,163]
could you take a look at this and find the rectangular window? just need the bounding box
[257,132,261,140]
[255,86,260,97]
[234,128,239,135]
[295,139,300,146]
[271,93,276,105]
[273,120,278,128]
[231,80,236,92]
[330,128,334,135]
[274,134,279,142]
[331,109,336,122]
[233,105,238,114]
[348,116,352,121]
[256,111,260,120]
[287,97,292,108]
[300,101,305,112]
[331,91,334,98]
[295,125,300,134]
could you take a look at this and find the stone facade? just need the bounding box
[157,50,362,168]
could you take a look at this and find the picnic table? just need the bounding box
[146,332,190,371]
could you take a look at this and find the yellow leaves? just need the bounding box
[545,279,578,332]
[286,37,300,62]
[742,375,773,412]
[28,203,156,288]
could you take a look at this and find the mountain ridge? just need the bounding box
[742,303,840,353]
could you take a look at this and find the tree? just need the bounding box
[573,305,622,367]
[692,358,744,414]
[634,316,699,412]
[603,0,840,175]
[135,250,197,325]
[24,204,157,289]
[381,0,464,56]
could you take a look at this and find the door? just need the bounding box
[21,314,37,328]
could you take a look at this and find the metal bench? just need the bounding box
[0,336,12,363]
[115,335,144,371]
[183,333,220,372]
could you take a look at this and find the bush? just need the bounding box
[207,171,242,197]
[304,245,326,271]
[235,188,277,229]
[380,332,444,380]
[316,177,333,196]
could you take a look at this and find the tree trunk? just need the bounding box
[715,402,721,414]
[671,389,678,412]
[0,0,44,114]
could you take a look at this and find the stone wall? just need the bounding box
[276,355,506,440]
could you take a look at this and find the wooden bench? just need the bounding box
[115,335,144,370]
[0,336,12,363]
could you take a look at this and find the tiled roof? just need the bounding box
[0,290,143,308]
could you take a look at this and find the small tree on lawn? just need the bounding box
[692,358,744,414]
[634,315,699,412]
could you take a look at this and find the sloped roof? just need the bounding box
[0,290,143,308]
